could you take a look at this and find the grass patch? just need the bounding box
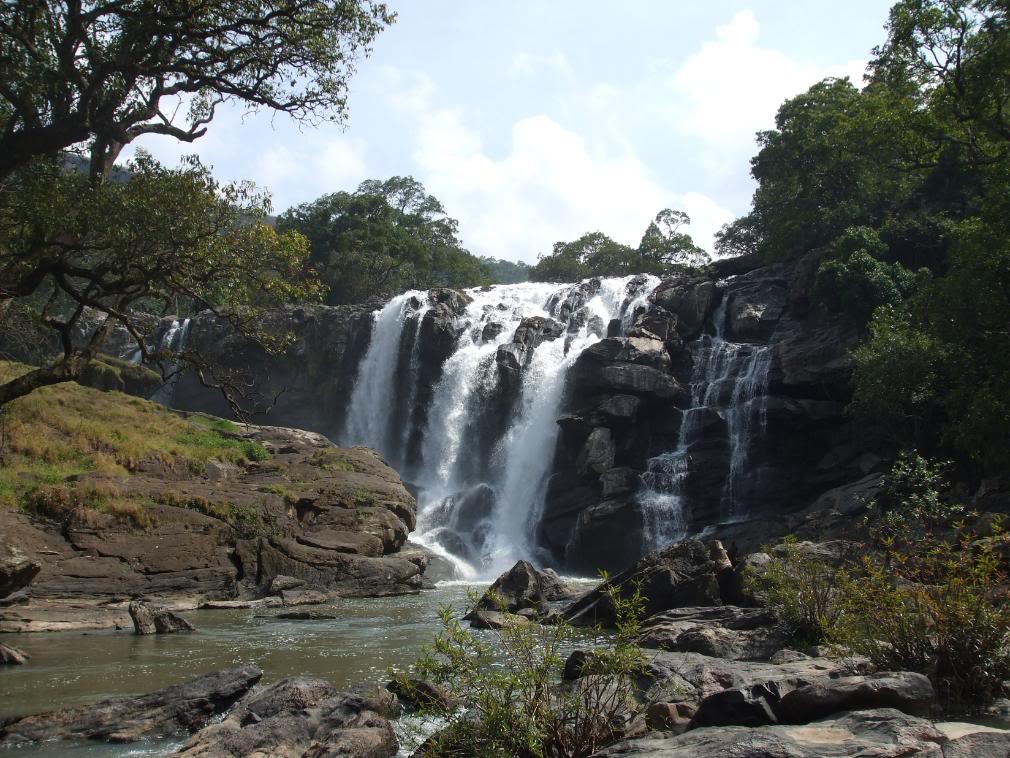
[308,447,356,473]
[153,491,267,538]
[21,482,157,529]
[0,360,269,518]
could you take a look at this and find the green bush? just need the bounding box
[398,581,647,757]
[750,455,1010,713]
[744,537,848,646]
[834,520,1010,711]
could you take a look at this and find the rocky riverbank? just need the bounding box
[3,539,1008,757]
[0,382,436,632]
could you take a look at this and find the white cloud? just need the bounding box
[508,51,574,80]
[668,9,867,144]
[404,99,731,262]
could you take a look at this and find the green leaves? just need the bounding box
[529,208,707,282]
[277,176,489,303]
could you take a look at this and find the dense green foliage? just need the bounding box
[529,209,708,282]
[717,0,1010,473]
[0,153,320,408]
[400,583,646,757]
[751,454,1010,712]
[0,0,393,179]
[278,176,495,303]
[0,0,393,409]
[480,256,531,284]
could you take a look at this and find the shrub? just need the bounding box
[750,455,1010,713]
[743,537,848,646]
[398,580,648,757]
[834,520,1010,712]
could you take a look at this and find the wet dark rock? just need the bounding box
[0,643,28,665]
[128,600,195,635]
[387,678,459,713]
[562,540,723,627]
[481,322,506,342]
[177,677,397,757]
[0,665,262,745]
[471,559,575,616]
[650,277,717,340]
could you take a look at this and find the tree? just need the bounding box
[636,209,709,272]
[0,153,321,409]
[0,0,394,180]
[529,210,707,283]
[278,176,489,303]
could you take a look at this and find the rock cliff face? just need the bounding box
[164,255,882,575]
[546,259,873,571]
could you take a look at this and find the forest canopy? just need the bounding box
[529,209,709,282]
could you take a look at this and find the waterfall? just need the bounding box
[341,276,659,578]
[638,291,772,552]
[149,318,191,406]
[343,292,428,463]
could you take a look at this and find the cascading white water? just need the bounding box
[149,318,191,406]
[638,291,772,552]
[341,276,659,578]
[343,292,428,463]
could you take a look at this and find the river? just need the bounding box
[0,582,602,757]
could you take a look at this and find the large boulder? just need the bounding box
[650,278,718,340]
[689,671,935,729]
[471,560,576,617]
[128,600,195,635]
[724,278,788,343]
[0,544,40,598]
[636,606,787,661]
[177,677,398,757]
[562,540,724,627]
[0,666,262,745]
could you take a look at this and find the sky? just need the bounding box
[124,1,897,263]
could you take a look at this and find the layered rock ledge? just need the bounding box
[0,422,429,632]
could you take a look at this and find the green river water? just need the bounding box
[0,582,602,757]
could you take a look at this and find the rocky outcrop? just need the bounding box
[128,600,195,634]
[0,665,262,745]
[0,423,426,632]
[636,606,788,661]
[542,255,869,571]
[470,560,576,619]
[562,540,724,626]
[177,678,399,757]
[0,544,39,599]
[591,708,969,756]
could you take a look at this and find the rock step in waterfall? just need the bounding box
[638,290,772,553]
